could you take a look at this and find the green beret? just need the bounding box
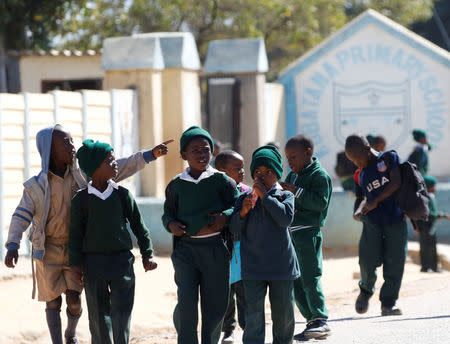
[76,139,113,177]
[423,175,437,189]
[250,145,283,180]
[366,134,376,146]
[180,126,214,153]
[412,129,426,142]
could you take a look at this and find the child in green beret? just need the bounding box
[69,139,157,344]
[280,135,332,340]
[162,126,239,344]
[414,176,450,272]
[230,145,299,344]
[408,129,431,176]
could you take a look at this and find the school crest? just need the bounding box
[377,161,387,172]
[333,80,411,148]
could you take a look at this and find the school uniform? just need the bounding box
[417,193,440,271]
[408,143,429,176]
[284,158,332,322]
[69,181,153,344]
[222,183,250,336]
[162,166,239,344]
[354,151,407,308]
[230,183,299,344]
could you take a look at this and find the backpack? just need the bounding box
[384,151,429,221]
[79,186,129,236]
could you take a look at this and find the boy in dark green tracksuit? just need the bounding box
[230,145,299,344]
[69,140,157,344]
[280,135,332,340]
[162,126,239,344]
[345,134,407,317]
[415,176,450,272]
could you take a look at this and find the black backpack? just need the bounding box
[384,151,429,221]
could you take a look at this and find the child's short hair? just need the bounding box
[373,135,386,146]
[214,150,242,170]
[345,134,369,152]
[286,134,314,151]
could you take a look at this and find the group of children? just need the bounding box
[161,126,333,344]
[4,124,170,344]
[3,123,447,344]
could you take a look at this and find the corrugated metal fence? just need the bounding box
[0,89,138,257]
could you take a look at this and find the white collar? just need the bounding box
[88,180,119,200]
[178,165,219,184]
[419,143,429,151]
[268,182,283,192]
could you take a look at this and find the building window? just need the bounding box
[41,78,103,93]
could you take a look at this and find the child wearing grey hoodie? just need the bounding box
[4,124,171,344]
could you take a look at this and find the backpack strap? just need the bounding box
[381,150,399,169]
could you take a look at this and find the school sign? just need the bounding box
[279,10,450,179]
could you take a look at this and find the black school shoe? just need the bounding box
[355,292,371,314]
[381,306,402,316]
[297,319,331,340]
[65,337,79,344]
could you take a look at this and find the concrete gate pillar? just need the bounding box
[102,35,165,197]
[141,33,202,185]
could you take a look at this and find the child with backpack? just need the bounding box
[68,139,157,344]
[345,134,407,316]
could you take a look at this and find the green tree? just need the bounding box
[345,0,433,26]
[56,0,348,80]
[411,0,450,51]
[0,0,84,91]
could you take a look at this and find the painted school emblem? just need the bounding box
[377,161,387,172]
[333,80,411,148]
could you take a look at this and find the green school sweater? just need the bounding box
[69,187,153,266]
[162,170,239,236]
[284,158,332,227]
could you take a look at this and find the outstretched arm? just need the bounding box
[115,139,174,182]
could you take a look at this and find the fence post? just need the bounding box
[53,91,59,124]
[110,89,118,149]
[0,94,4,257]
[81,90,88,140]
[23,93,31,181]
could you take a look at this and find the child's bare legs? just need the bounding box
[66,290,82,341]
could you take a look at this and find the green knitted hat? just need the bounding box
[180,126,214,153]
[76,139,114,177]
[366,134,376,146]
[412,129,426,142]
[423,175,437,189]
[250,145,283,180]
